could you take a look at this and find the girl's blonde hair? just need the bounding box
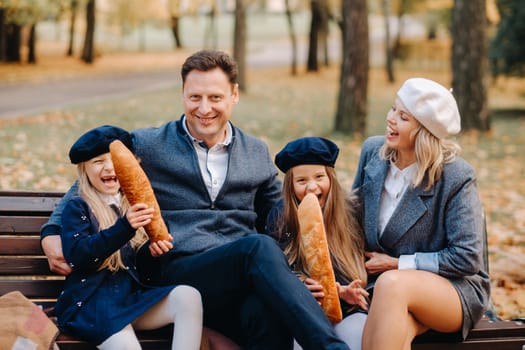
[77,163,147,272]
[277,167,367,286]
[380,126,461,190]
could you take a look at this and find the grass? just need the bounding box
[0,48,524,319]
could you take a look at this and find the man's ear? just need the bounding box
[232,83,240,104]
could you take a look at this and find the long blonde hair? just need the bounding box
[277,167,367,286]
[77,163,148,272]
[380,127,461,190]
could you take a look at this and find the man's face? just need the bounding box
[183,67,239,148]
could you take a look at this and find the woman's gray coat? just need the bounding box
[352,136,490,339]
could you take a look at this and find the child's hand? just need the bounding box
[304,277,324,303]
[148,235,174,257]
[337,279,369,311]
[126,203,153,229]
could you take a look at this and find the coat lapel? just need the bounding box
[361,157,388,251]
[380,184,433,248]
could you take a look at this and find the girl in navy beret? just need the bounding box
[266,136,368,350]
[54,125,203,349]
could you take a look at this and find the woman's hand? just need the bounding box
[148,236,173,257]
[337,279,369,311]
[126,203,153,230]
[365,251,399,275]
[304,277,324,304]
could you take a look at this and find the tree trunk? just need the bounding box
[334,0,369,135]
[28,24,37,64]
[393,0,408,59]
[67,0,78,56]
[5,23,21,62]
[233,0,246,91]
[81,0,95,64]
[307,0,321,71]
[203,5,218,49]
[284,0,298,76]
[170,15,183,49]
[451,0,490,132]
[0,9,6,62]
[383,0,394,82]
[319,0,330,67]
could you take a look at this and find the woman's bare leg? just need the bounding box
[362,270,462,350]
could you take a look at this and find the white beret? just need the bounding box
[397,78,461,139]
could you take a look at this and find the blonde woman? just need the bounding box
[54,125,203,349]
[352,78,490,350]
[266,137,369,350]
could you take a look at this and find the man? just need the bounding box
[41,50,349,350]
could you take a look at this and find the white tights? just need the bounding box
[97,285,203,350]
[293,312,367,350]
[334,312,367,350]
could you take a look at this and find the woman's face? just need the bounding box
[84,153,120,195]
[292,164,331,208]
[385,97,420,157]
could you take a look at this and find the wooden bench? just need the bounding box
[0,190,240,350]
[1,190,524,350]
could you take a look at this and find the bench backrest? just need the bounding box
[1,190,524,349]
[0,191,65,303]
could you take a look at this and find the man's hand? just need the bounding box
[41,235,72,276]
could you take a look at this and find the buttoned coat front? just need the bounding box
[352,136,490,339]
[54,197,174,345]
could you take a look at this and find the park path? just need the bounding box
[0,38,336,120]
[0,69,181,119]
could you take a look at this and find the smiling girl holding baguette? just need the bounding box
[266,136,369,350]
[53,125,203,350]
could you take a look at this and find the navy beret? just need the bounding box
[69,125,133,164]
[275,137,339,173]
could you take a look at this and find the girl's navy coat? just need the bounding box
[54,196,173,345]
[353,136,490,339]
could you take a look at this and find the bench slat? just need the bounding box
[54,329,172,350]
[0,256,54,275]
[0,195,62,215]
[0,215,49,234]
[413,338,525,350]
[0,279,64,298]
[469,319,525,339]
[0,237,42,255]
[414,317,525,345]
[0,191,64,198]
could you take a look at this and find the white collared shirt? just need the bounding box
[101,192,122,208]
[378,162,418,270]
[101,192,122,215]
[182,117,232,201]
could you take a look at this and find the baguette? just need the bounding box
[297,193,342,324]
[109,140,170,242]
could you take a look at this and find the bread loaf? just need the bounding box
[109,140,170,242]
[297,193,342,324]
